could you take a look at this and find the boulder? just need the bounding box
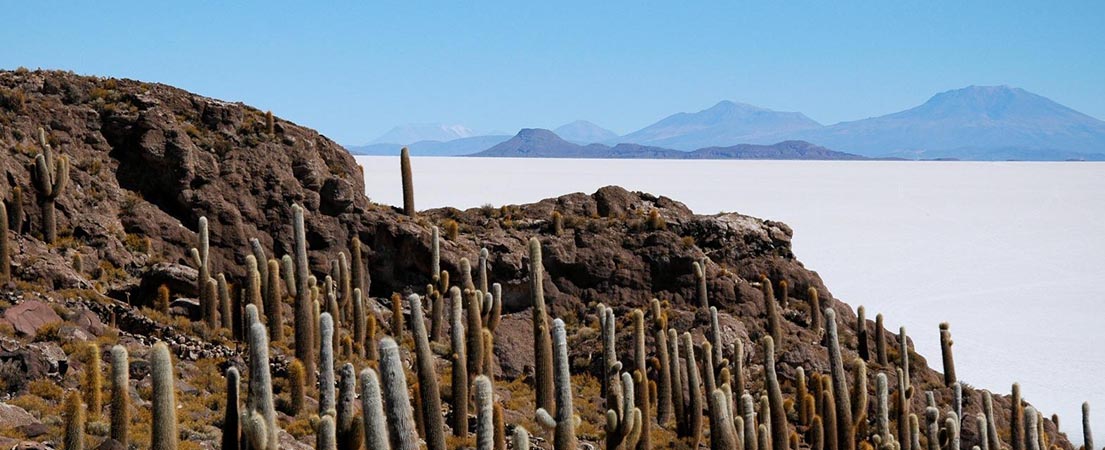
[1,300,62,337]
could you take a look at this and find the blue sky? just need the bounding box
[2,2,1103,144]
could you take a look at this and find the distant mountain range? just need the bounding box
[346,86,1105,160]
[471,129,867,160]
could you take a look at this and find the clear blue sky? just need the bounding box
[2,2,1103,144]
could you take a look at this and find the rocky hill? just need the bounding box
[0,70,1078,450]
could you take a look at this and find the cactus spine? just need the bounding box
[0,201,8,282]
[409,294,446,450]
[530,237,555,415]
[108,345,129,446]
[476,375,495,450]
[319,312,336,416]
[826,308,855,450]
[32,128,69,244]
[64,391,84,450]
[379,337,420,450]
[765,336,789,450]
[536,318,577,450]
[764,276,782,348]
[151,342,178,450]
[223,367,241,450]
[939,323,956,386]
[292,204,315,387]
[361,368,391,450]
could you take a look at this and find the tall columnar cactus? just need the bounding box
[898,368,911,450]
[599,305,618,397]
[876,373,891,445]
[651,300,673,426]
[797,366,811,426]
[693,261,708,308]
[31,128,69,244]
[192,217,212,326]
[400,147,415,216]
[430,226,440,281]
[976,414,990,450]
[874,314,888,366]
[360,369,391,450]
[292,204,315,386]
[630,309,651,450]
[286,359,306,416]
[338,252,352,322]
[536,318,577,450]
[765,336,789,450]
[669,328,685,425]
[826,308,855,450]
[924,407,940,450]
[448,287,469,438]
[243,305,278,450]
[947,412,961,450]
[429,288,444,343]
[606,371,643,450]
[710,389,739,450]
[485,284,503,333]
[223,367,241,450]
[82,343,102,421]
[899,327,910,390]
[811,415,825,450]
[1083,402,1094,450]
[953,382,963,426]
[493,404,506,450]
[336,363,362,450]
[378,337,420,450]
[0,201,9,282]
[857,306,870,361]
[108,345,129,446]
[939,323,956,386]
[216,273,231,331]
[409,294,446,450]
[351,236,368,297]
[466,289,486,382]
[64,391,84,450]
[529,237,555,415]
[459,257,474,291]
[265,259,283,342]
[809,287,823,333]
[245,255,265,321]
[682,332,704,448]
[319,312,336,416]
[250,238,268,291]
[7,187,24,232]
[822,390,839,450]
[481,327,495,377]
[1026,407,1040,450]
[1012,383,1025,450]
[476,375,495,450]
[764,276,782,348]
[740,393,758,450]
[909,414,921,450]
[983,393,1000,450]
[317,415,337,450]
[151,342,178,450]
[390,293,404,339]
[852,358,869,433]
[709,306,723,366]
[478,247,489,294]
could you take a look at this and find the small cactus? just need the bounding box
[361,368,391,450]
[379,337,419,450]
[605,371,642,450]
[682,332,704,448]
[193,218,212,327]
[390,293,404,339]
[478,247,489,293]
[809,287,823,333]
[467,289,485,382]
[287,359,306,416]
[939,323,956,386]
[354,290,367,357]
[875,313,888,365]
[336,363,362,450]
[460,257,474,291]
[265,259,283,341]
[535,318,577,450]
[156,284,171,315]
[109,345,129,447]
[551,210,564,235]
[151,342,178,450]
[924,407,940,450]
[265,110,275,135]
[513,426,530,450]
[976,414,990,450]
[899,327,911,390]
[431,226,440,280]
[245,305,279,450]
[400,147,415,216]
[693,261,708,309]
[857,306,870,361]
[822,390,839,450]
[64,391,85,450]
[318,415,338,450]
[217,274,232,331]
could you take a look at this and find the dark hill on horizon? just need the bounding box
[471,128,870,160]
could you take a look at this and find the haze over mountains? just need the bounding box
[347,85,1105,160]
